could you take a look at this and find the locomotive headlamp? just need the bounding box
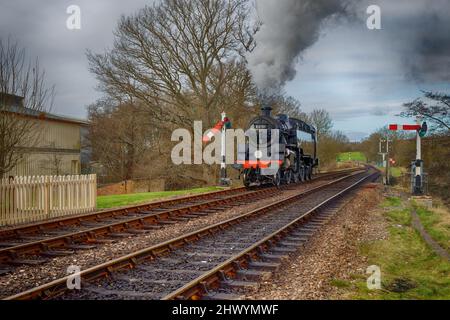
[254,150,263,159]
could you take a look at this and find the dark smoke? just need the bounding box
[248,0,450,91]
[402,3,450,82]
[371,0,450,83]
[247,0,351,93]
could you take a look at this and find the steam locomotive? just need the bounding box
[234,103,318,187]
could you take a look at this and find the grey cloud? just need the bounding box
[343,131,369,142]
[1,0,448,128]
[246,0,352,93]
[364,0,450,83]
[370,106,392,117]
[0,0,153,118]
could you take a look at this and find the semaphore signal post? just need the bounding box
[389,118,428,195]
[203,111,232,187]
[378,137,392,185]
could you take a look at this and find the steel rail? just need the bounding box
[0,168,359,241]
[0,187,248,240]
[0,187,276,263]
[0,169,361,265]
[4,170,368,300]
[162,170,379,300]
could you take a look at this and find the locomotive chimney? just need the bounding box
[261,101,272,117]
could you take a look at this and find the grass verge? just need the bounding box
[333,196,450,299]
[97,187,222,209]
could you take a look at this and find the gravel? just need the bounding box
[241,184,387,300]
[59,177,358,300]
[0,178,333,298]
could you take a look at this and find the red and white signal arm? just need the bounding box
[202,117,232,142]
[389,124,421,131]
[389,122,428,137]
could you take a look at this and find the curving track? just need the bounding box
[4,167,379,300]
[0,169,358,270]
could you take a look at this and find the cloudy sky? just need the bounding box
[1,0,449,141]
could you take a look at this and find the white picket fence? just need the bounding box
[0,174,97,226]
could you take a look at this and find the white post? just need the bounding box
[221,111,226,172]
[219,111,230,187]
[413,117,424,194]
[415,130,422,177]
[416,120,422,161]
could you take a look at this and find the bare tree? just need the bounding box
[271,95,308,120]
[401,91,450,133]
[42,154,63,175]
[87,0,255,128]
[317,130,349,169]
[0,38,54,177]
[87,99,164,183]
[309,109,333,140]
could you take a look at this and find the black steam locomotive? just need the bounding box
[234,103,318,187]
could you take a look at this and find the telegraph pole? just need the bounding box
[412,117,427,194]
[389,120,428,194]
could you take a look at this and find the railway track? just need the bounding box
[4,167,378,300]
[0,169,357,272]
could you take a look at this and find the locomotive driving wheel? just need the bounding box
[306,166,312,180]
[284,170,292,185]
[299,166,305,182]
[273,171,281,187]
[243,172,251,187]
[292,170,299,184]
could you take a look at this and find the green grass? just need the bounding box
[97,187,222,209]
[330,278,352,288]
[335,197,450,300]
[381,196,402,208]
[415,206,450,252]
[336,152,366,162]
[389,167,404,178]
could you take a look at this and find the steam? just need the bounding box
[247,0,350,93]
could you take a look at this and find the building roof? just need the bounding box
[1,92,89,126]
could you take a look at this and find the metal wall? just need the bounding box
[7,118,83,177]
[8,153,81,176]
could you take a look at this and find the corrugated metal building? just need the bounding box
[3,94,88,177]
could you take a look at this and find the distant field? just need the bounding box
[97,187,221,209]
[336,152,366,162]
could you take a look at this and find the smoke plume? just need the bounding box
[247,0,350,93]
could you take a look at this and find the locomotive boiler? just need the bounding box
[234,103,318,187]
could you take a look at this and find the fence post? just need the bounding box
[1,174,97,226]
[93,174,97,209]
